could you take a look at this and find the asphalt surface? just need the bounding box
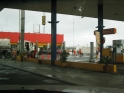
[0,64,68,85]
[1,56,124,93]
[1,58,124,89]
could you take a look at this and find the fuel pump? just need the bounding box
[113,40,124,62]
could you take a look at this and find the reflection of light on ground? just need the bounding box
[46,75,52,77]
[0,78,10,80]
[63,89,90,93]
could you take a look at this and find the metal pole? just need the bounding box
[89,42,94,62]
[20,10,25,55]
[51,0,57,65]
[36,40,38,50]
[19,10,20,51]
[6,18,7,31]
[73,19,74,49]
[39,24,40,33]
[33,24,34,33]
[43,12,45,33]
[98,4,103,61]
[36,40,38,57]
[19,10,20,33]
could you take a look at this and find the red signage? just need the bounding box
[94,28,116,35]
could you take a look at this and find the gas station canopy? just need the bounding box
[0,0,124,21]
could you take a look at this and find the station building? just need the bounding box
[0,32,64,48]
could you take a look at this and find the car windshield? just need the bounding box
[0,0,124,93]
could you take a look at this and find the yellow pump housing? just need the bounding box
[102,48,112,57]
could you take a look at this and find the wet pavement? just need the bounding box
[0,63,68,85]
[1,59,124,89]
[67,55,96,62]
[43,54,96,62]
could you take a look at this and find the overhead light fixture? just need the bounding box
[79,7,82,12]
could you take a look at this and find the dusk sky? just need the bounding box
[0,8,124,47]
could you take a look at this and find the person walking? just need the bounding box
[12,49,17,60]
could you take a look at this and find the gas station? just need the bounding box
[1,0,124,90]
[0,0,124,65]
[0,0,118,64]
[0,32,64,47]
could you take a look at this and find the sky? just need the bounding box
[0,8,124,47]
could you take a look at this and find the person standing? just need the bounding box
[57,48,61,60]
[33,47,37,58]
[26,43,30,58]
[74,49,76,57]
[79,49,82,57]
[72,49,74,56]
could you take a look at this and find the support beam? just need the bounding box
[19,10,21,51]
[51,0,57,65]
[98,4,103,61]
[35,40,38,58]
[89,42,94,62]
[20,10,25,57]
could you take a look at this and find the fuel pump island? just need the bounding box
[94,28,124,63]
[113,40,124,62]
[104,40,124,63]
